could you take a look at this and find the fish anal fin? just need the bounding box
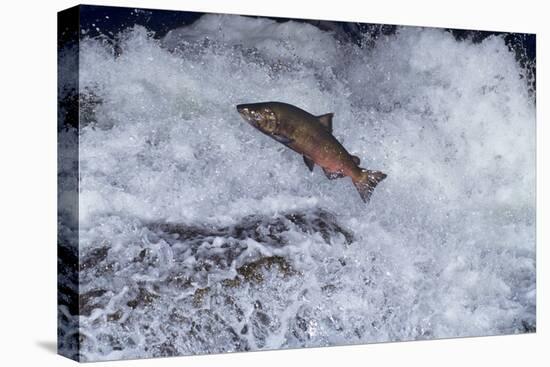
[317,113,334,133]
[323,167,345,180]
[303,156,315,172]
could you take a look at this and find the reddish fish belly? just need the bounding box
[294,140,359,180]
[319,153,358,178]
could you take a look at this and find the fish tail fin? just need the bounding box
[352,169,387,203]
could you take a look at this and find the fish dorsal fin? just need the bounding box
[317,113,334,133]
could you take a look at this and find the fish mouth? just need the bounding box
[236,104,257,126]
[236,104,253,115]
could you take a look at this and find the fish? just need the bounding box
[236,101,387,203]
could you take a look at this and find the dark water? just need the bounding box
[76,5,535,81]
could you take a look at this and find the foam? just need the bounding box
[68,15,535,360]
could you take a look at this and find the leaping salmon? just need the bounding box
[236,101,387,203]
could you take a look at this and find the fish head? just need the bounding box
[236,103,279,134]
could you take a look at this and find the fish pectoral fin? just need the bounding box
[271,133,293,145]
[322,168,345,180]
[316,113,334,133]
[303,156,315,172]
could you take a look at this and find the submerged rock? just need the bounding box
[79,289,107,316]
[237,256,297,283]
[80,246,109,271]
[126,287,160,309]
[149,208,354,249]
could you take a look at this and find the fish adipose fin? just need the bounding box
[316,113,334,133]
[303,156,315,171]
[351,155,360,165]
[323,168,345,180]
[353,169,387,203]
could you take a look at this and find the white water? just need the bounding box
[71,14,535,361]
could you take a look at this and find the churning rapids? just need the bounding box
[58,14,535,361]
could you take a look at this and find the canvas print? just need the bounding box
[57,5,536,362]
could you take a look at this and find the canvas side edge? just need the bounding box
[57,5,82,362]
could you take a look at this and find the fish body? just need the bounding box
[236,101,386,203]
